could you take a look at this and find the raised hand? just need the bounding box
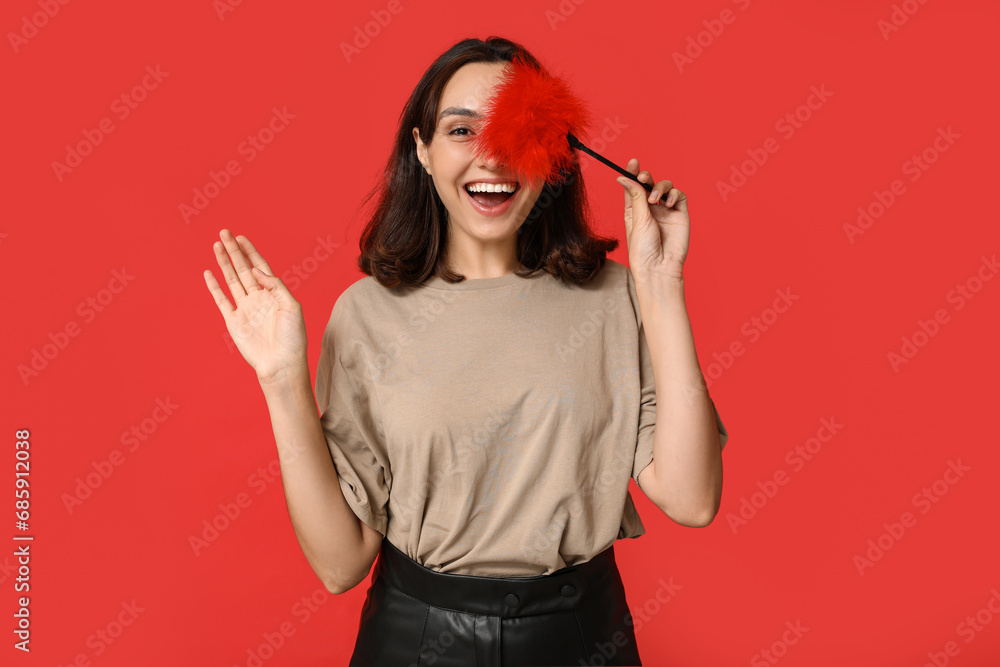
[203,229,308,385]
[615,157,690,283]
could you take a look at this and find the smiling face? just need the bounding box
[413,61,544,255]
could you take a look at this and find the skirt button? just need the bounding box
[560,584,576,597]
[505,593,520,607]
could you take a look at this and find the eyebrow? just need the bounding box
[439,107,480,121]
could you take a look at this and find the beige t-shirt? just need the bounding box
[314,258,728,577]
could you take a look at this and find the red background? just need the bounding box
[4,0,999,665]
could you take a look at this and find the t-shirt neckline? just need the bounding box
[422,269,546,291]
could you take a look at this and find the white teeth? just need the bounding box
[465,182,517,193]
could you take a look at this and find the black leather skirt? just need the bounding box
[348,537,642,666]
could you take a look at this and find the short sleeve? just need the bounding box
[626,267,730,484]
[314,294,390,537]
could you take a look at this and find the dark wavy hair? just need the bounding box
[354,36,619,288]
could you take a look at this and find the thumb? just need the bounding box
[617,176,651,226]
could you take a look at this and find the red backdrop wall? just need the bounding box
[4,0,999,665]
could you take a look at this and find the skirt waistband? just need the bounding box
[372,538,619,619]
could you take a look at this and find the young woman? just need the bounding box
[204,36,728,667]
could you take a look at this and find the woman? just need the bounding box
[203,36,728,667]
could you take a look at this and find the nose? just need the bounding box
[477,150,503,170]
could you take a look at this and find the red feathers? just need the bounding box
[470,55,594,191]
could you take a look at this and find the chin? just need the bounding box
[453,211,514,231]
[468,222,520,240]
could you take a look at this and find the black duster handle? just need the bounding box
[567,132,668,205]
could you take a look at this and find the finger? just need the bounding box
[235,234,275,276]
[625,158,653,201]
[203,269,235,318]
[220,229,264,296]
[664,188,678,207]
[634,163,656,205]
[635,170,655,202]
[214,237,247,302]
[624,158,653,206]
[668,189,688,213]
[623,158,640,207]
[629,155,653,188]
[649,179,674,205]
[616,176,652,229]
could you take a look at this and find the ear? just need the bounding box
[413,127,430,174]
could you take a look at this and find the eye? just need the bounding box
[449,126,472,137]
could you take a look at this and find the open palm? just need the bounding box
[203,229,308,383]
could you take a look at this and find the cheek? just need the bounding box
[522,188,544,209]
[438,139,470,159]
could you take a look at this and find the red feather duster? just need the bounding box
[470,55,595,191]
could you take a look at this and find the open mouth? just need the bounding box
[464,182,519,210]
